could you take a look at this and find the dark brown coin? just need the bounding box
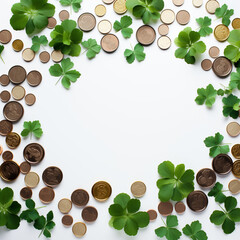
[232,160,240,178]
[0,90,10,103]
[0,74,10,86]
[39,187,55,204]
[6,132,21,149]
[82,206,98,222]
[101,34,119,53]
[20,161,31,174]
[25,93,36,106]
[20,187,32,200]
[23,143,45,165]
[196,168,216,188]
[187,191,208,212]
[59,10,70,21]
[42,166,63,187]
[175,202,186,214]
[71,189,89,207]
[2,151,13,161]
[212,56,232,78]
[0,30,12,44]
[27,70,42,87]
[78,13,96,32]
[3,101,24,123]
[0,120,13,136]
[158,201,173,216]
[92,181,112,202]
[8,65,26,85]
[39,51,50,63]
[212,154,233,174]
[62,215,73,227]
[0,161,20,182]
[136,25,156,46]
[147,209,157,221]
[201,59,212,71]
[47,17,57,29]
[231,144,240,159]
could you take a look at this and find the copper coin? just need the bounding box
[192,0,203,7]
[160,9,175,25]
[147,209,157,221]
[0,90,11,103]
[0,146,2,155]
[0,30,12,44]
[20,161,31,174]
[72,222,87,238]
[209,46,220,58]
[92,181,112,202]
[2,151,13,161]
[232,160,240,178]
[158,24,169,36]
[158,201,173,216]
[175,202,186,214]
[187,191,208,212]
[232,18,240,29]
[113,0,127,15]
[226,122,240,137]
[101,34,119,53]
[11,86,25,100]
[205,0,219,14]
[12,39,24,52]
[228,179,240,194]
[201,59,212,71]
[0,74,10,86]
[214,24,230,42]
[71,189,89,207]
[51,50,64,63]
[23,143,45,165]
[232,144,240,159]
[42,166,63,187]
[6,132,21,149]
[39,187,55,204]
[58,198,72,214]
[212,154,233,175]
[78,13,96,32]
[176,10,190,25]
[59,10,70,21]
[39,51,50,63]
[27,70,42,87]
[136,25,156,46]
[212,56,232,78]
[22,48,35,62]
[131,181,146,198]
[62,215,73,227]
[20,187,32,200]
[3,101,24,123]
[157,36,171,50]
[47,17,57,29]
[82,206,98,222]
[172,0,184,6]
[8,65,26,85]
[25,172,40,188]
[25,93,36,106]
[0,161,20,182]
[196,168,216,188]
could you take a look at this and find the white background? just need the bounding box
[0,0,240,239]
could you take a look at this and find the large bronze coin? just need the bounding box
[6,132,21,149]
[0,120,13,136]
[42,166,63,187]
[232,160,240,178]
[23,143,45,165]
[92,181,112,202]
[82,206,98,222]
[212,56,232,78]
[0,161,20,182]
[196,168,216,188]
[187,190,208,212]
[212,154,233,175]
[71,189,89,207]
[231,144,240,159]
[3,101,24,123]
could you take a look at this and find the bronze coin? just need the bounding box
[23,143,45,165]
[0,30,12,44]
[58,198,72,214]
[59,10,70,21]
[205,0,219,14]
[212,56,232,78]
[82,206,98,222]
[158,24,169,36]
[6,132,21,149]
[11,86,26,101]
[25,93,36,106]
[27,70,42,87]
[78,13,96,32]
[62,215,73,227]
[20,187,32,200]
[51,50,64,63]
[101,34,119,53]
[158,201,173,216]
[175,202,186,214]
[12,39,24,52]
[0,161,20,182]
[0,90,11,103]
[91,181,112,202]
[209,46,220,58]
[72,222,87,238]
[0,74,10,86]
[187,191,208,212]
[8,65,26,85]
[0,146,2,155]
[196,168,216,188]
[231,144,240,159]
[228,179,240,194]
[147,209,157,221]
[131,181,146,198]
[3,101,24,123]
[25,172,40,188]
[201,59,212,71]
[176,10,190,25]
[20,161,31,174]
[22,48,35,62]
[42,166,63,187]
[212,154,233,174]
[232,18,240,29]
[136,25,156,46]
[71,189,89,207]
[47,17,57,29]
[226,122,240,137]
[39,187,55,204]
[232,160,240,178]
[2,151,13,161]
[39,51,50,63]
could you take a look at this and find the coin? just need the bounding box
[232,144,240,159]
[20,187,32,200]
[113,0,127,14]
[25,93,36,106]
[160,9,175,25]
[62,215,73,227]
[232,18,240,29]
[157,36,171,50]
[92,181,112,202]
[71,189,89,207]
[212,56,232,78]
[20,161,31,174]
[22,48,35,62]
[101,34,119,53]
[0,74,10,86]
[78,13,96,32]
[58,198,72,214]
[214,24,230,42]
[25,172,40,188]
[95,4,106,17]
[0,30,12,44]
[39,187,55,204]
[6,132,21,149]
[136,25,156,46]
[59,10,70,21]
[51,50,64,63]
[72,222,87,238]
[11,86,25,100]
[8,65,26,84]
[42,166,63,187]
[23,143,45,165]
[39,51,50,63]
[175,202,186,214]
[103,0,114,4]
[27,70,42,87]
[47,17,57,29]
[130,181,146,198]
[209,46,220,58]
[82,206,98,222]
[2,151,13,161]
[201,59,212,71]
[3,101,24,123]
[158,201,173,216]
[147,209,157,221]
[172,0,184,6]
[192,0,203,7]
[228,179,240,194]
[187,191,208,212]
[0,161,20,182]
[176,10,190,25]
[12,39,24,52]
[205,0,219,14]
[98,20,112,34]
[226,122,240,137]
[232,160,240,178]
[196,168,216,188]
[0,90,11,103]
[212,154,233,175]
[0,146,2,155]
[158,24,169,36]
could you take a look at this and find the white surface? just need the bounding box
[0,0,240,239]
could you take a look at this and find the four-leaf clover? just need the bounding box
[195,84,217,108]
[124,43,146,64]
[81,39,101,59]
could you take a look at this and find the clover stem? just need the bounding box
[218,204,227,215]
[160,216,167,227]
[0,54,5,64]
[130,43,133,51]
[38,229,44,238]
[36,206,46,210]
[81,50,87,55]
[56,76,63,85]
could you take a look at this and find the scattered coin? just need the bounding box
[192,0,203,8]
[212,56,232,78]
[92,181,112,202]
[62,215,73,227]
[82,206,98,222]
[160,9,175,25]
[172,0,184,7]
[72,222,87,238]
[0,146,2,155]
[58,198,72,214]
[2,151,13,161]
[59,10,70,21]
[39,187,55,204]
[51,50,64,63]
[0,90,11,103]
[176,10,190,25]
[101,34,119,53]
[25,93,36,106]
[232,18,240,29]
[95,4,106,17]
[20,187,32,200]
[232,160,240,178]
[42,166,63,187]
[8,65,26,85]
[131,181,146,198]
[25,172,40,188]
[212,154,233,175]
[214,24,230,42]
[158,201,173,216]
[27,70,42,87]
[39,51,50,63]
[187,191,208,212]
[103,0,114,4]
[147,209,157,221]
[47,17,57,29]
[0,30,12,44]
[232,144,240,159]
[201,59,212,71]
[20,161,31,174]
[98,20,112,34]
[71,189,89,207]
[158,24,169,36]
[22,48,35,62]
[196,168,216,188]
[0,161,20,182]
[157,36,171,50]
[136,25,156,46]
[23,143,45,165]
[0,74,10,86]
[12,39,24,52]
[6,132,21,149]
[113,0,127,14]
[78,13,96,32]
[205,0,219,14]
[175,202,186,214]
[226,122,240,137]
[209,46,220,59]
[11,86,26,100]
[3,101,24,123]
[228,179,240,194]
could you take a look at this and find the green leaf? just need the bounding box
[43,229,51,238]
[0,212,6,226]
[124,218,138,236]
[114,193,130,209]
[183,221,208,240]
[155,226,167,237]
[124,43,145,64]
[222,94,240,119]
[210,210,226,225]
[60,0,82,12]
[8,201,21,214]
[5,213,20,230]
[0,45,4,63]
[31,35,48,52]
[109,204,124,216]
[215,4,234,26]
[224,45,240,63]
[229,208,240,222]
[158,161,175,179]
[195,84,217,107]
[208,182,226,203]
[112,216,127,230]
[127,199,140,213]
[34,215,46,230]
[131,212,149,228]
[225,196,237,212]
[229,68,240,90]
[222,218,235,234]
[196,17,213,37]
[47,211,53,222]
[21,120,43,138]
[166,228,182,240]
[0,187,13,205]
[81,38,101,59]
[166,215,178,228]
[26,199,35,209]
[174,164,185,179]
[113,16,133,38]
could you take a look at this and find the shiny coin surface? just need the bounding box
[101,34,119,53]
[8,65,26,85]
[58,198,72,214]
[2,151,13,161]
[0,74,10,86]
[157,36,171,50]
[201,59,212,71]
[0,161,20,182]
[59,10,70,21]
[20,187,32,200]
[172,0,184,6]
[113,0,127,14]
[25,172,40,188]
[0,90,11,103]
[24,143,45,165]
[82,206,98,222]
[71,189,89,207]
[3,101,24,123]
[192,0,203,7]
[187,191,208,212]
[196,168,216,188]
[226,122,240,137]
[131,181,146,198]
[209,46,220,58]
[160,9,175,25]
[6,132,21,149]
[51,50,64,63]
[39,187,55,204]
[228,179,240,194]
[212,154,233,175]
[103,0,114,4]
[27,70,42,87]
[232,160,240,178]
[20,161,31,174]
[95,4,106,17]
[176,10,190,25]
[39,51,50,63]
[0,30,12,44]
[205,0,219,14]
[22,48,35,62]
[214,24,230,42]
[212,56,232,78]
[78,13,96,32]
[136,25,156,46]
[92,181,112,202]
[232,18,240,29]
[175,202,186,214]
[232,144,240,159]
[62,215,73,227]
[25,93,36,106]
[158,201,173,216]
[42,166,63,187]
[11,86,25,100]
[72,222,87,238]
[47,17,57,29]
[98,20,112,34]
[158,24,169,36]
[12,39,24,52]
[147,209,157,221]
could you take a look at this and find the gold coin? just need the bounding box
[205,0,219,14]
[228,179,240,194]
[58,198,72,214]
[232,144,240,159]
[113,0,127,15]
[232,160,240,178]
[92,181,112,202]
[131,181,146,198]
[172,0,184,7]
[157,36,171,50]
[103,0,114,4]
[6,132,21,149]
[192,0,203,8]
[51,50,64,63]
[11,86,26,101]
[160,9,175,25]
[226,122,240,137]
[95,4,106,17]
[232,18,240,29]
[214,24,230,42]
[98,20,112,34]
[24,172,40,188]
[72,222,87,238]
[12,39,24,52]
[22,48,35,62]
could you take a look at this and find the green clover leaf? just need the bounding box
[222,94,240,119]
[195,84,217,108]
[21,120,43,139]
[196,17,213,37]
[113,16,133,38]
[124,43,146,64]
[81,38,101,59]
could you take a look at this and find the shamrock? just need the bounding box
[195,84,217,108]
[59,0,82,13]
[182,221,208,240]
[21,120,43,139]
[229,68,240,90]
[222,94,240,119]
[196,17,213,37]
[124,43,146,64]
[113,16,133,38]
[215,4,234,26]
[224,30,240,63]
[31,35,48,52]
[0,45,4,63]
[81,39,101,59]
[208,182,226,203]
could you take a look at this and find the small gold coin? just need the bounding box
[51,50,64,63]
[232,144,240,159]
[25,172,40,188]
[232,160,240,178]
[92,181,112,202]
[98,20,112,34]
[6,132,21,149]
[113,0,127,15]
[214,24,230,42]
[103,0,114,4]
[25,93,36,106]
[12,39,24,52]
[172,0,184,7]
[228,179,240,194]
[58,198,72,214]
[226,122,240,137]
[72,222,87,238]
[158,24,169,36]
[11,86,26,101]
[232,18,240,29]
[22,48,35,62]
[205,0,220,14]
[95,4,106,17]
[131,181,146,198]
[192,0,203,7]
[157,36,171,50]
[209,46,220,58]
[160,9,175,25]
